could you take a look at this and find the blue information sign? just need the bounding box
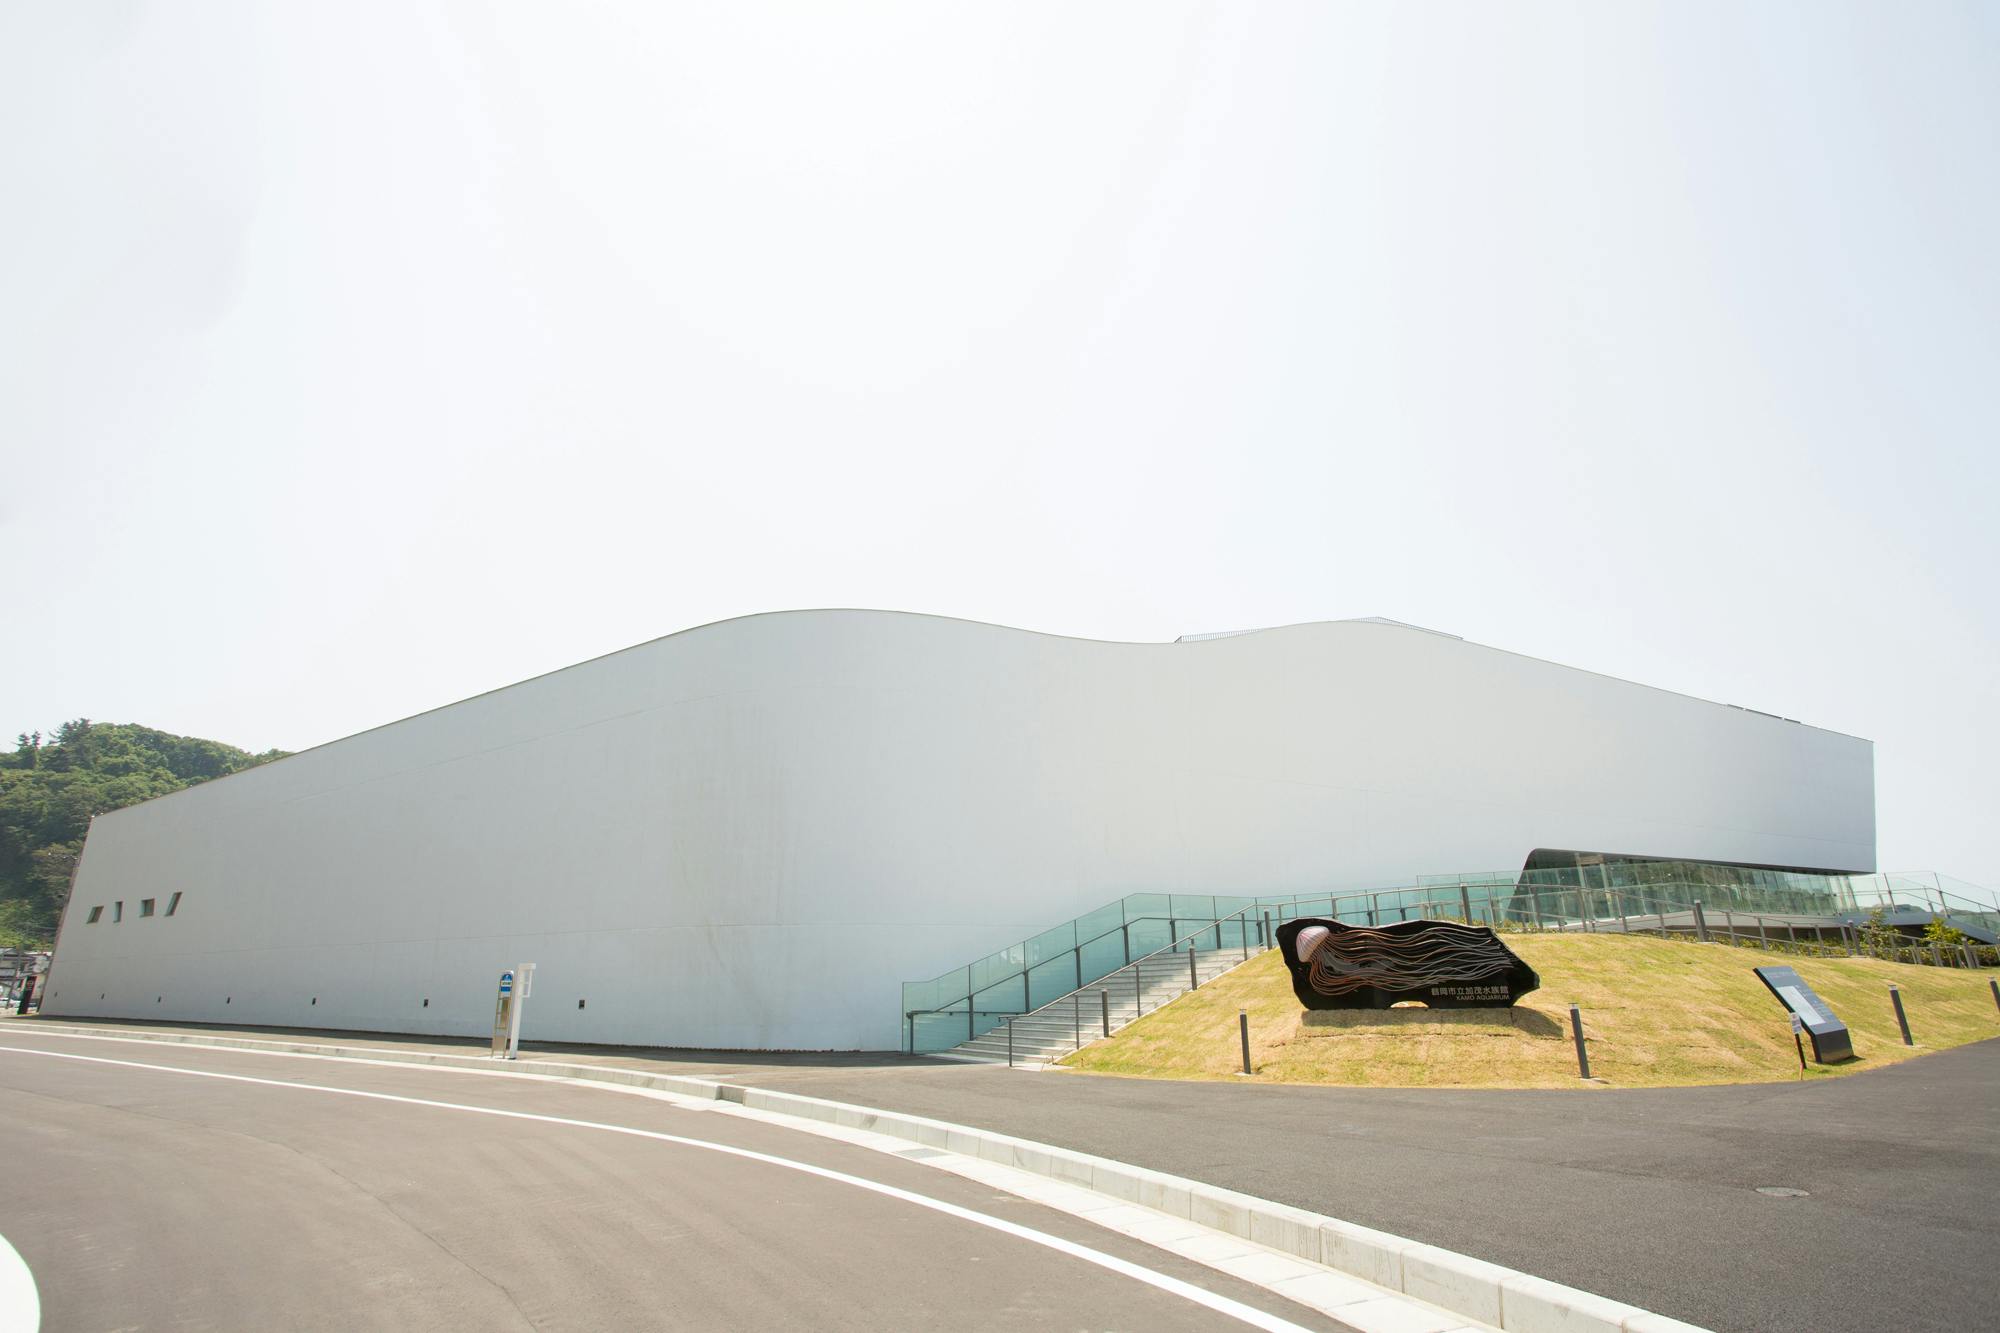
[1753,966,1853,1063]
[499,970,514,996]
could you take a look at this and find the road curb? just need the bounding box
[12,1022,1706,1333]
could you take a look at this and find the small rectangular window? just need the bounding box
[166,892,182,917]
[140,898,156,918]
[86,906,103,924]
[113,901,123,923]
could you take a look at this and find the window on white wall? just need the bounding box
[140,898,156,917]
[166,892,182,916]
[113,901,123,923]
[86,906,103,924]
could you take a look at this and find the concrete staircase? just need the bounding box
[948,944,1259,1066]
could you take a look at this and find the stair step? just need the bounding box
[942,947,1267,1058]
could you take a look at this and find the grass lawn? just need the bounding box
[1058,933,2000,1088]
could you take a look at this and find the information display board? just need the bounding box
[1753,965,1854,1063]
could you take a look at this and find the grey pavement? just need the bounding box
[736,1044,2000,1333]
[13,1015,2000,1333]
[0,1029,1367,1333]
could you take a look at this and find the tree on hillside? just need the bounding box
[0,720,289,947]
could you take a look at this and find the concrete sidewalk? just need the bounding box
[13,1015,1996,1333]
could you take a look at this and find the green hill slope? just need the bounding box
[0,720,287,947]
[1061,933,2000,1088]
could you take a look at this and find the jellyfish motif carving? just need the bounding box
[1274,917,1540,1010]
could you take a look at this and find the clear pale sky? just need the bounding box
[3,4,1994,888]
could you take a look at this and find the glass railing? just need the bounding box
[1509,862,2000,936]
[902,881,1541,1052]
[1840,876,2000,940]
[902,868,1999,1052]
[903,893,1268,1052]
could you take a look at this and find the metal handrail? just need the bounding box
[903,883,1460,1045]
[914,885,1451,1006]
[910,888,1515,1053]
[906,882,1588,1051]
[904,877,1999,1053]
[905,902,1272,1048]
[978,902,1276,1062]
[1003,901,1266,1022]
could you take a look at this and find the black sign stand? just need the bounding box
[1754,965,1854,1064]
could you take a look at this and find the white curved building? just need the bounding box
[44,611,1875,1050]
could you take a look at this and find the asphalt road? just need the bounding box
[15,1017,1999,1333]
[0,1032,1365,1333]
[723,1041,2000,1333]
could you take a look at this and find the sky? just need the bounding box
[3,3,1995,888]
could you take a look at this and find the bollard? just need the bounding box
[1693,900,1709,942]
[1189,947,1199,991]
[1569,1004,1591,1079]
[1460,885,1474,923]
[1135,967,1143,1017]
[1074,992,1082,1049]
[1262,911,1273,949]
[1890,985,1913,1045]
[1101,988,1111,1037]
[1239,1010,1252,1075]
[1990,978,1999,1014]
[1007,1019,1014,1068]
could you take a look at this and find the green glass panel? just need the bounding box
[1024,920,1077,969]
[1073,901,1126,949]
[967,943,1026,996]
[1079,932,1127,985]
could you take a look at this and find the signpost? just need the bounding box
[491,970,514,1057]
[1753,965,1854,1063]
[491,964,536,1059]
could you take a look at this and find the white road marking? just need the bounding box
[0,1230,39,1333]
[0,1042,1319,1333]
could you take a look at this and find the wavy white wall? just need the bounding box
[44,612,1874,1049]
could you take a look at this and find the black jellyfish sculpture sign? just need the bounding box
[1274,918,1541,1010]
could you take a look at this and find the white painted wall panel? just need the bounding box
[44,612,1875,1049]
